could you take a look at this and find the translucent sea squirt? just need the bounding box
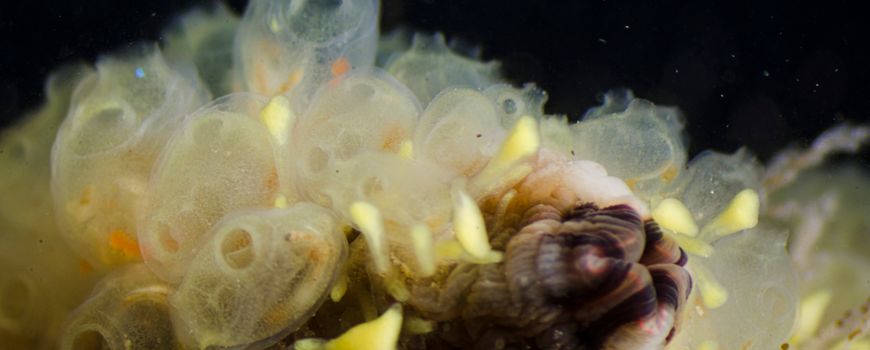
[2,0,868,349]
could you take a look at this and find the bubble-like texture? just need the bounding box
[59,264,179,350]
[139,93,277,283]
[571,90,687,199]
[170,204,346,349]
[294,69,421,206]
[669,229,797,350]
[51,48,209,268]
[414,88,504,176]
[235,0,379,109]
[386,34,502,106]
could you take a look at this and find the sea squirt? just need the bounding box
[11,0,870,349]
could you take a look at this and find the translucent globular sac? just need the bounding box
[138,93,280,283]
[51,47,210,269]
[170,204,346,349]
[234,0,379,110]
[59,264,179,350]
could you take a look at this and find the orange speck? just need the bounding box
[661,164,679,182]
[109,230,140,258]
[331,57,351,77]
[624,178,637,190]
[265,168,279,192]
[78,259,93,274]
[278,69,304,94]
[380,124,407,152]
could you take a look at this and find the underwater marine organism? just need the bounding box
[0,0,868,349]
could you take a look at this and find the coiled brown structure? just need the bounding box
[407,203,691,350]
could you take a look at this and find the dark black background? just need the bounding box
[1,0,868,161]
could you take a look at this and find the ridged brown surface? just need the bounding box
[409,203,692,349]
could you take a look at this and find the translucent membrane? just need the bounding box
[59,265,178,350]
[170,204,346,348]
[139,93,276,283]
[51,48,209,268]
[234,0,379,109]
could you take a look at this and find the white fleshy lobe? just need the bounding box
[521,151,649,217]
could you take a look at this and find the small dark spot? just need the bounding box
[335,170,339,173]
[284,234,292,242]
[781,343,790,350]
[570,149,575,156]
[502,98,517,114]
[476,133,482,138]
[38,239,44,243]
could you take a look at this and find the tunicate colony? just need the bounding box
[1,0,868,349]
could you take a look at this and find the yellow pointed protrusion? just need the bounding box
[274,195,289,208]
[790,289,833,345]
[669,233,714,258]
[451,187,493,260]
[350,201,390,273]
[410,224,436,276]
[259,94,295,145]
[652,198,699,236]
[471,116,539,194]
[325,304,403,350]
[398,139,414,159]
[384,275,410,302]
[693,263,728,309]
[330,274,349,302]
[703,189,760,236]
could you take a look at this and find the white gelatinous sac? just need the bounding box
[571,90,687,199]
[139,93,283,283]
[385,33,503,106]
[170,204,346,349]
[413,87,505,177]
[59,264,179,350]
[234,0,379,109]
[664,150,798,350]
[294,69,421,206]
[51,47,209,268]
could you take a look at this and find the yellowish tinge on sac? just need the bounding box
[669,233,714,258]
[790,289,833,345]
[471,115,539,195]
[697,340,719,350]
[399,139,414,159]
[652,198,699,236]
[349,201,390,273]
[410,223,436,276]
[693,263,729,309]
[702,188,760,237]
[259,94,294,145]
